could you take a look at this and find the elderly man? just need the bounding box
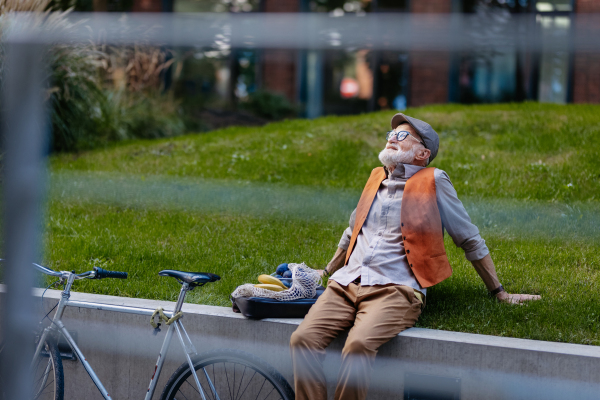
[289,113,541,400]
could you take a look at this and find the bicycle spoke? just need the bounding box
[234,366,247,400]
[184,379,201,397]
[32,353,55,400]
[33,358,52,386]
[34,380,55,399]
[33,369,50,388]
[253,377,268,400]
[224,362,233,400]
[198,369,216,400]
[235,370,257,400]
[33,379,54,399]
[210,364,216,400]
[261,386,277,400]
[177,394,191,400]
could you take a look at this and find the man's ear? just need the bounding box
[415,147,431,161]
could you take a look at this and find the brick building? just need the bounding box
[91,0,599,117]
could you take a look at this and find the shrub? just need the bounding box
[240,90,296,120]
[1,2,186,152]
[100,90,185,142]
[48,44,109,151]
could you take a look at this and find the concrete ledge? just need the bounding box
[3,287,600,400]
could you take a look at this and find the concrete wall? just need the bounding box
[7,287,600,400]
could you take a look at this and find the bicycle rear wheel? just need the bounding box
[160,349,294,400]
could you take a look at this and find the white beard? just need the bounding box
[378,145,416,170]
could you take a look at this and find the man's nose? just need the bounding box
[388,135,399,144]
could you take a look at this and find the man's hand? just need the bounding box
[314,269,330,287]
[496,291,541,304]
[471,255,541,304]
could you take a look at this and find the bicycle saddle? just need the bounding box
[158,270,221,286]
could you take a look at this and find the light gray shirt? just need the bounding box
[331,164,489,295]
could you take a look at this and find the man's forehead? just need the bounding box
[395,122,413,131]
[394,122,423,140]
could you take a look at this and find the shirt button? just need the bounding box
[378,232,382,236]
[388,195,393,198]
[406,249,410,254]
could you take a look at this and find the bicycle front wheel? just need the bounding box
[31,337,64,400]
[0,338,65,400]
[160,349,294,400]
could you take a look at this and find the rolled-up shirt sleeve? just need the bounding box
[435,169,489,261]
[337,208,357,251]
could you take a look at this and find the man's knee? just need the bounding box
[342,335,373,356]
[290,327,320,350]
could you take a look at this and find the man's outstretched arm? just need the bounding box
[471,254,541,304]
[435,170,541,304]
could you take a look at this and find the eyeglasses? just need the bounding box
[386,130,426,147]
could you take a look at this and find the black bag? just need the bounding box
[231,286,325,319]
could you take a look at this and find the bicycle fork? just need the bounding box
[33,273,115,399]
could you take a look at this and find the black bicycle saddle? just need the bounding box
[158,270,221,286]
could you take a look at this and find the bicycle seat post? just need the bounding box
[173,282,190,314]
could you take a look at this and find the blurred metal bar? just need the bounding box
[0,40,47,400]
[5,13,600,52]
[67,300,176,317]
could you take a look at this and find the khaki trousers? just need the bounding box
[290,280,423,400]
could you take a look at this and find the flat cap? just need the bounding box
[391,113,440,163]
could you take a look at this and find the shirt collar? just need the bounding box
[389,163,425,179]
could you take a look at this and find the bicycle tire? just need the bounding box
[31,337,64,400]
[0,338,64,400]
[160,349,294,400]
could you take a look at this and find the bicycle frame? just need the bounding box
[32,276,217,400]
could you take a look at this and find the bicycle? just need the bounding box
[19,263,295,400]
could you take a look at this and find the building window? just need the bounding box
[322,49,373,115]
[536,0,573,104]
[174,0,260,13]
[452,1,521,103]
[535,0,572,12]
[375,51,409,111]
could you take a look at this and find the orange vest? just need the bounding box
[344,167,452,288]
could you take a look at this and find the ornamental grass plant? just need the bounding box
[46,103,600,345]
[0,1,186,152]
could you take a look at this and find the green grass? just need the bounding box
[52,102,600,201]
[45,103,600,345]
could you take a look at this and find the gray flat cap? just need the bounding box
[391,113,439,163]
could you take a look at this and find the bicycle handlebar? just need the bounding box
[31,262,127,280]
[32,263,63,277]
[93,267,128,280]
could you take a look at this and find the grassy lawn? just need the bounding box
[46,103,600,345]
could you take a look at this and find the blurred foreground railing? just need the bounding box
[2,12,600,400]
